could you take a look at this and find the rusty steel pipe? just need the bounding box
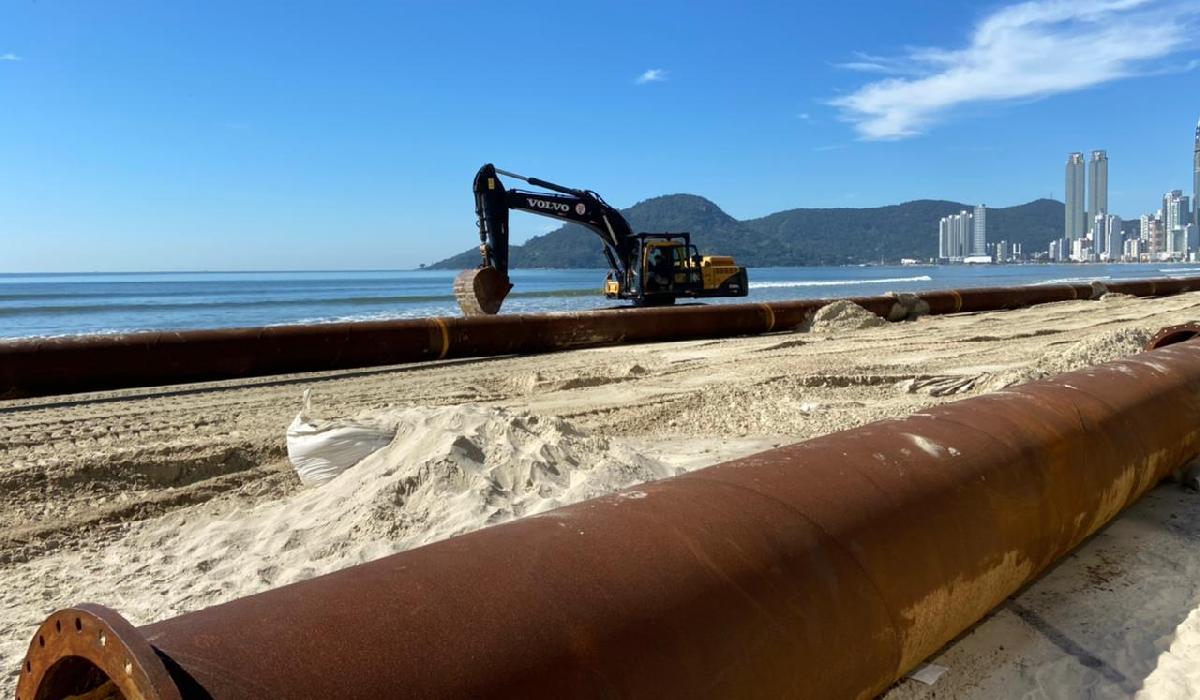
[3,276,1199,400]
[17,333,1200,700]
[1146,322,1200,350]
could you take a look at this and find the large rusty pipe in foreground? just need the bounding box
[2,276,1196,400]
[17,335,1200,699]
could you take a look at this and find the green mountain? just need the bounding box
[428,195,1070,269]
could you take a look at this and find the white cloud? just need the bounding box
[831,0,1200,140]
[833,52,921,75]
[635,68,667,85]
[0,53,21,62]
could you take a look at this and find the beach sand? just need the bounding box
[4,291,1200,698]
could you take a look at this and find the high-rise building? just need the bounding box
[1088,150,1108,236]
[973,204,987,255]
[1165,190,1190,255]
[1146,211,1165,256]
[1093,214,1122,259]
[937,210,974,262]
[1094,214,1107,255]
[1071,237,1092,262]
[1193,118,1199,227]
[1124,238,1141,260]
[1104,214,1123,261]
[1065,152,1085,240]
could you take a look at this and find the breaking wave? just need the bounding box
[1029,276,1112,286]
[749,275,931,289]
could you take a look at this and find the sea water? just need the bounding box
[2,264,1197,339]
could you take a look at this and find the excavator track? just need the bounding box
[454,267,512,316]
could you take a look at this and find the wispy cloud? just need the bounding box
[0,53,21,62]
[635,68,667,85]
[833,52,921,76]
[830,0,1200,140]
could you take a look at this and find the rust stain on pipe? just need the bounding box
[3,276,1199,400]
[17,333,1200,699]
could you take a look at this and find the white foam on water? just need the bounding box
[1028,276,1112,286]
[749,274,931,289]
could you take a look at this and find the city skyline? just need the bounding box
[1051,115,1200,263]
[946,115,1198,265]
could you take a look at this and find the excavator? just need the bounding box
[454,164,748,315]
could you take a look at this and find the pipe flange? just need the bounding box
[1146,323,1200,351]
[15,604,180,700]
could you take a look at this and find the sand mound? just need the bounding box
[986,326,1153,390]
[509,362,651,393]
[810,300,887,332]
[5,406,674,634]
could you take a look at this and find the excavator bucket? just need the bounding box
[454,267,513,316]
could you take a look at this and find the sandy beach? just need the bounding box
[4,291,1200,698]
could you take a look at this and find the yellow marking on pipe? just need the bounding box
[760,304,776,332]
[432,318,450,360]
[950,290,962,313]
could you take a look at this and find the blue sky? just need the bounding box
[2,0,1198,272]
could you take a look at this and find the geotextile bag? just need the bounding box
[286,390,396,486]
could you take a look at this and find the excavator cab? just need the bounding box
[630,236,693,301]
[614,234,746,305]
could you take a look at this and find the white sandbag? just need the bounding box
[286,390,396,486]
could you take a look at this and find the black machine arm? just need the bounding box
[473,163,635,277]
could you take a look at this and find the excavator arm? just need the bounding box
[457,163,636,314]
[472,164,635,276]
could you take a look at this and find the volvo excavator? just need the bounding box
[454,164,748,315]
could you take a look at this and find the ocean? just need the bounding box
[2,263,1198,340]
